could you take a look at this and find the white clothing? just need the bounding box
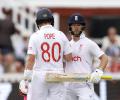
[27,25,72,72]
[65,33,104,74]
[65,33,104,100]
[27,71,65,100]
[27,25,72,100]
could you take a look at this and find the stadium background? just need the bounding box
[0,0,120,100]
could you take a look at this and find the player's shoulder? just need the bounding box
[58,30,65,35]
[32,30,41,36]
[29,31,39,40]
[70,39,74,44]
[57,30,67,39]
[84,37,98,46]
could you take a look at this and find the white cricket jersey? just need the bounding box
[27,25,72,72]
[65,33,104,74]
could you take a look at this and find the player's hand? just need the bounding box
[19,80,29,94]
[90,69,103,83]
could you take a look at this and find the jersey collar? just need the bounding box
[40,25,52,30]
[71,33,86,42]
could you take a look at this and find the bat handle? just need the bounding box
[101,75,112,80]
[24,96,27,100]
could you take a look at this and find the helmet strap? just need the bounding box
[70,31,82,37]
[69,25,85,37]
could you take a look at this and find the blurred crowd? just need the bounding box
[0,8,29,74]
[0,8,120,75]
[102,26,120,73]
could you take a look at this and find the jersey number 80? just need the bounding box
[41,42,61,62]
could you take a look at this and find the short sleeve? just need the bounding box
[27,35,37,55]
[90,41,104,58]
[61,33,72,55]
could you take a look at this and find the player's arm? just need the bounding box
[23,54,35,80]
[25,54,35,70]
[90,42,108,83]
[62,32,72,62]
[19,35,36,94]
[19,54,35,95]
[63,53,72,62]
[98,54,108,70]
[24,34,37,80]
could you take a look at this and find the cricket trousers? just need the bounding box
[27,70,65,100]
[65,82,95,100]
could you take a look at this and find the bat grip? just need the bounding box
[101,75,112,80]
[24,96,27,100]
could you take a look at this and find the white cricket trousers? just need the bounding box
[65,82,95,100]
[27,70,65,100]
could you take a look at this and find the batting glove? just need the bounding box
[19,80,29,94]
[19,70,32,94]
[90,69,103,83]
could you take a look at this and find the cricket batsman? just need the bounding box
[65,13,108,100]
[19,8,72,100]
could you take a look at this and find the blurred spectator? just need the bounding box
[0,49,4,75]
[13,59,25,73]
[3,53,15,73]
[0,8,5,20]
[0,8,15,54]
[102,27,120,72]
[11,29,26,59]
[22,33,30,55]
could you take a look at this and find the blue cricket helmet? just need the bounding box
[36,8,54,26]
[67,13,85,26]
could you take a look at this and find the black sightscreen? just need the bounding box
[90,16,120,38]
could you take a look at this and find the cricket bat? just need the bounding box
[45,73,112,82]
